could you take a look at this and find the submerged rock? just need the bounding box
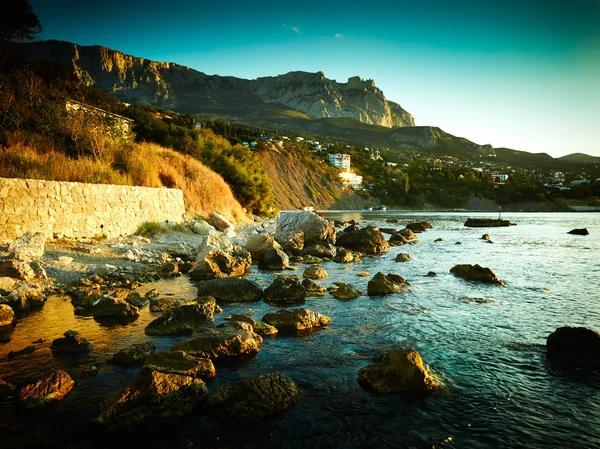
[196,277,262,303]
[547,327,600,368]
[18,370,75,409]
[450,264,505,286]
[332,283,362,301]
[395,253,411,262]
[336,226,388,254]
[262,308,331,332]
[568,228,589,236]
[276,211,336,247]
[143,351,216,378]
[209,372,300,420]
[358,348,442,394]
[464,218,515,227]
[226,313,279,336]
[51,330,93,354]
[367,272,409,296]
[171,322,262,359]
[108,342,156,366]
[264,276,306,306]
[481,234,491,240]
[145,303,215,336]
[0,304,16,327]
[95,369,209,431]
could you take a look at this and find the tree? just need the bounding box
[0,0,42,43]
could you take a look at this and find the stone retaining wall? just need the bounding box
[0,177,185,244]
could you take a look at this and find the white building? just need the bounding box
[339,172,363,189]
[329,153,351,171]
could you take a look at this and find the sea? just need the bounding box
[1,211,599,449]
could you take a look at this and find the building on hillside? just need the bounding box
[329,153,351,171]
[65,100,134,140]
[339,172,364,189]
[431,159,443,170]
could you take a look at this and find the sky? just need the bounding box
[30,0,600,158]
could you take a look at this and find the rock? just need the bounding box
[57,256,73,266]
[367,272,409,296]
[160,261,178,275]
[332,247,354,263]
[302,278,327,295]
[274,231,305,255]
[334,220,348,227]
[395,253,411,263]
[450,264,505,286]
[300,243,336,259]
[189,246,251,280]
[379,228,397,235]
[356,272,370,277]
[434,238,443,242]
[481,234,490,240]
[191,219,216,235]
[149,297,183,313]
[79,365,99,378]
[8,232,46,260]
[568,228,589,236]
[8,345,36,358]
[455,241,462,245]
[547,327,600,367]
[426,271,437,277]
[245,234,289,270]
[197,230,234,253]
[123,291,149,308]
[262,308,331,332]
[93,296,140,319]
[333,283,362,300]
[343,224,360,233]
[197,277,263,303]
[226,314,279,336]
[29,261,47,279]
[143,351,216,378]
[0,276,17,292]
[303,265,328,280]
[93,264,118,279]
[145,303,215,336]
[166,242,196,260]
[464,218,515,227]
[0,304,16,326]
[398,228,418,241]
[358,348,442,394]
[209,372,300,420]
[263,276,305,306]
[95,369,209,431]
[51,330,93,354]
[171,322,261,359]
[18,370,75,409]
[209,211,234,231]
[6,284,46,311]
[336,226,388,254]
[405,223,427,233]
[108,342,156,366]
[302,255,323,264]
[388,233,409,247]
[276,211,336,246]
[0,259,35,280]
[0,378,16,399]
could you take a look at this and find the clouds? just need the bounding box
[292,26,300,34]
[282,23,301,34]
[335,33,344,39]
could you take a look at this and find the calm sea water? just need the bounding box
[1,212,599,448]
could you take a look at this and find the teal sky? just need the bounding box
[31,0,600,157]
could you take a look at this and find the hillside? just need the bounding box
[558,153,600,163]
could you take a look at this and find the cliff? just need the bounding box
[19,40,414,128]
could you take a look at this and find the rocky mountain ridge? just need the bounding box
[19,40,414,128]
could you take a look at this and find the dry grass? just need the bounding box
[0,137,247,222]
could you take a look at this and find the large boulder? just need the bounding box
[333,283,362,301]
[95,369,209,431]
[332,247,354,263]
[51,330,93,354]
[8,232,46,260]
[143,351,216,378]
[405,223,428,233]
[398,228,418,241]
[0,304,16,327]
[388,233,409,247]
[166,242,196,260]
[197,277,262,303]
[274,231,304,255]
[358,348,443,394]
[107,342,156,366]
[189,247,251,280]
[336,226,388,254]
[245,234,289,270]
[367,272,409,296]
[262,308,331,332]
[191,219,216,236]
[276,212,336,246]
[303,265,328,280]
[0,259,35,280]
[450,264,505,286]
[209,373,300,420]
[6,285,46,311]
[18,370,75,409]
[568,228,589,236]
[395,253,412,262]
[226,314,279,336]
[302,278,327,295]
[70,288,104,309]
[547,327,600,368]
[263,276,306,306]
[92,296,140,319]
[145,303,215,336]
[209,211,234,232]
[300,243,336,259]
[171,322,262,359]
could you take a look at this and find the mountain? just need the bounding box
[19,40,414,128]
[558,153,600,163]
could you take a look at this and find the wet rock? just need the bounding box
[197,277,263,303]
[332,246,354,263]
[333,283,362,301]
[95,369,209,431]
[343,224,360,233]
[276,211,336,246]
[8,232,46,260]
[209,372,300,420]
[79,365,99,378]
[395,253,411,262]
[225,314,279,336]
[302,278,327,295]
[358,348,442,394]
[262,308,331,332]
[209,211,234,232]
[108,342,156,366]
[123,291,149,308]
[388,233,409,247]
[379,228,397,235]
[481,234,490,240]
[547,327,600,368]
[455,241,462,245]
[51,330,93,354]
[93,296,140,319]
[0,304,16,326]
[386,218,400,224]
[336,226,388,254]
[0,378,16,398]
[6,284,46,311]
[143,351,216,378]
[189,246,251,280]
[367,272,409,296]
[300,243,336,259]
[246,234,289,270]
[398,228,418,242]
[568,228,589,236]
[405,223,428,233]
[334,220,348,227]
[18,370,75,409]
[356,272,371,277]
[274,230,305,256]
[263,276,306,306]
[171,322,261,359]
[149,297,184,313]
[0,259,35,280]
[450,264,505,286]
[160,261,179,275]
[302,255,323,264]
[303,265,328,280]
[426,271,437,277]
[145,303,215,336]
[8,345,36,359]
[464,218,515,227]
[434,238,443,242]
